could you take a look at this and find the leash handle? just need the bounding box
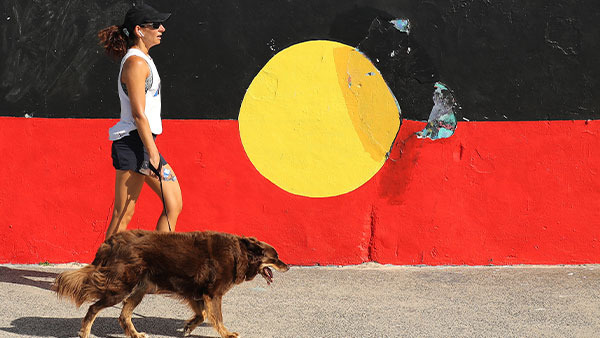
[149,160,162,178]
[149,161,172,232]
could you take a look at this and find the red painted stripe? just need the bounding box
[375,120,600,265]
[1,117,599,265]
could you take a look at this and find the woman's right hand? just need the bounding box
[149,151,161,175]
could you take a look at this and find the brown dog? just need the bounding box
[53,230,289,338]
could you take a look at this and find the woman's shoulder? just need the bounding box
[122,55,150,78]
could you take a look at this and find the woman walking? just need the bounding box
[97,4,182,239]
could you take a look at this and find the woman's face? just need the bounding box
[138,22,166,48]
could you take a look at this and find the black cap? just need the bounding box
[121,4,170,36]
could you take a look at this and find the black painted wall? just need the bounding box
[1,0,599,121]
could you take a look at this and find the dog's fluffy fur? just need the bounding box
[53,230,288,338]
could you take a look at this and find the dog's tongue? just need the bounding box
[263,267,273,284]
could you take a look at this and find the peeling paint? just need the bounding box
[417,82,458,140]
[356,17,439,123]
[267,38,276,52]
[390,19,410,34]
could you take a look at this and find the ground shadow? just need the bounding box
[0,266,59,290]
[0,316,215,337]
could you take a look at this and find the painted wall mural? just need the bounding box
[1,0,599,265]
[239,40,401,197]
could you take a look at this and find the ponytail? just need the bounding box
[97,25,135,60]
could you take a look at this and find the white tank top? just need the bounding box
[108,48,162,141]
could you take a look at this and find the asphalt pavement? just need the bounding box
[0,263,598,338]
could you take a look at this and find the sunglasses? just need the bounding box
[140,22,162,29]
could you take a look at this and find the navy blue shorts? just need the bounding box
[111,129,167,175]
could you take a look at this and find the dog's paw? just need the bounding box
[183,317,203,336]
[226,332,240,338]
[183,325,194,336]
[132,333,148,338]
[78,330,90,338]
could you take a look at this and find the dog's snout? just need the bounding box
[276,260,289,272]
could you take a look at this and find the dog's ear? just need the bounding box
[240,237,264,257]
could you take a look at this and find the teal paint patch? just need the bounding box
[437,127,455,139]
[435,82,448,91]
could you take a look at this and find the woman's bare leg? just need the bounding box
[144,164,183,232]
[105,170,145,239]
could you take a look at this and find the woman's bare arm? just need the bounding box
[121,55,160,170]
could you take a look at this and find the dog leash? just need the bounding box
[149,161,172,232]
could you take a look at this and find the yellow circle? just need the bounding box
[239,40,401,197]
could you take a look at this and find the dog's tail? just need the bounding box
[52,265,106,307]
